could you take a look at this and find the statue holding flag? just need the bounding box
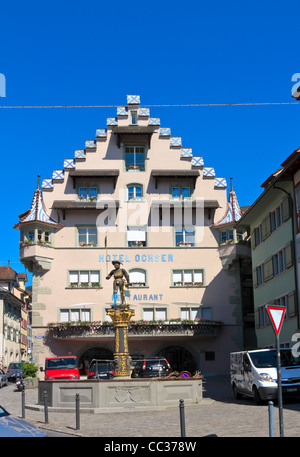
[106,260,131,306]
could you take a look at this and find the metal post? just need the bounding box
[21,390,25,419]
[43,390,49,424]
[75,394,80,430]
[276,335,284,437]
[179,399,186,437]
[268,401,275,437]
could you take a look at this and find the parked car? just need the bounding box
[0,370,8,388]
[131,357,172,378]
[6,362,25,381]
[41,356,80,381]
[0,404,47,437]
[87,360,115,380]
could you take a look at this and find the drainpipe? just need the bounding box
[273,183,300,330]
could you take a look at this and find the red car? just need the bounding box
[42,356,80,381]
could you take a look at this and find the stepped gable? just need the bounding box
[40,94,227,191]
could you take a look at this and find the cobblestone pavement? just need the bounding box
[1,375,300,437]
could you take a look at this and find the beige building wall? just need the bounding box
[16,95,247,375]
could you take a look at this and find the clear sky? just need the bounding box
[1,0,300,280]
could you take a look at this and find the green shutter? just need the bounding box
[288,291,296,317]
[282,196,290,222]
[253,268,258,288]
[250,229,255,250]
[285,241,293,268]
[264,257,273,282]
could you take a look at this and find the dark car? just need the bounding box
[0,370,8,388]
[131,357,172,378]
[87,360,115,380]
[0,404,47,437]
[6,362,25,381]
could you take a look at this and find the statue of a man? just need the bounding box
[106,261,130,305]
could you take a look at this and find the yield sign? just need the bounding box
[265,305,286,336]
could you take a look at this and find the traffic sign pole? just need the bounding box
[265,305,286,437]
[275,333,284,437]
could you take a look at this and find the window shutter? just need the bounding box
[282,196,290,222]
[285,241,293,268]
[288,291,296,317]
[264,257,273,282]
[253,268,258,288]
[255,308,260,328]
[250,229,255,250]
[261,217,270,241]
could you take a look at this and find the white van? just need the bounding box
[230,348,300,404]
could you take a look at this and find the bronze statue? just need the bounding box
[106,261,130,305]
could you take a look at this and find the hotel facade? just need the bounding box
[15,95,254,375]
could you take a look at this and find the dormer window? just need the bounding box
[131,111,137,125]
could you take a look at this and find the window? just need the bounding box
[127,184,143,200]
[175,227,194,246]
[127,227,147,247]
[180,307,199,320]
[256,264,264,286]
[172,269,203,287]
[272,248,286,276]
[254,224,262,247]
[171,186,191,200]
[28,230,35,241]
[125,146,145,171]
[270,203,283,232]
[78,227,97,247]
[220,229,234,243]
[143,307,167,321]
[69,270,100,288]
[60,308,91,323]
[274,295,289,318]
[78,186,97,201]
[129,268,146,287]
[258,305,268,327]
[131,111,137,125]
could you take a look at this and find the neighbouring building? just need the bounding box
[0,266,32,367]
[14,94,254,375]
[236,149,300,348]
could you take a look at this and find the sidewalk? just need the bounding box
[1,375,300,437]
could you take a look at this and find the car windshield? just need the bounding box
[9,363,24,369]
[146,360,167,368]
[0,406,9,417]
[90,362,114,372]
[45,358,77,370]
[249,350,300,368]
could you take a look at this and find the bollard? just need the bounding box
[21,390,25,419]
[75,394,80,430]
[43,391,49,424]
[179,399,186,437]
[268,401,275,437]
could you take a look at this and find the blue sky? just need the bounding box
[1,0,300,280]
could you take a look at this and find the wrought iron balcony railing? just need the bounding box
[49,320,222,339]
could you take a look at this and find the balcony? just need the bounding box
[49,319,222,339]
[218,240,251,270]
[19,242,53,272]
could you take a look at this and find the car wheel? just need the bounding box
[252,386,262,405]
[232,383,242,400]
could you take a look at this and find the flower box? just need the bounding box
[79,242,95,247]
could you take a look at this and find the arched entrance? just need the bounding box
[157,346,196,374]
[79,347,114,375]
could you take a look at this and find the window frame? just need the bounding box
[172,269,204,287]
[124,145,146,172]
[68,269,101,288]
[77,226,98,247]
